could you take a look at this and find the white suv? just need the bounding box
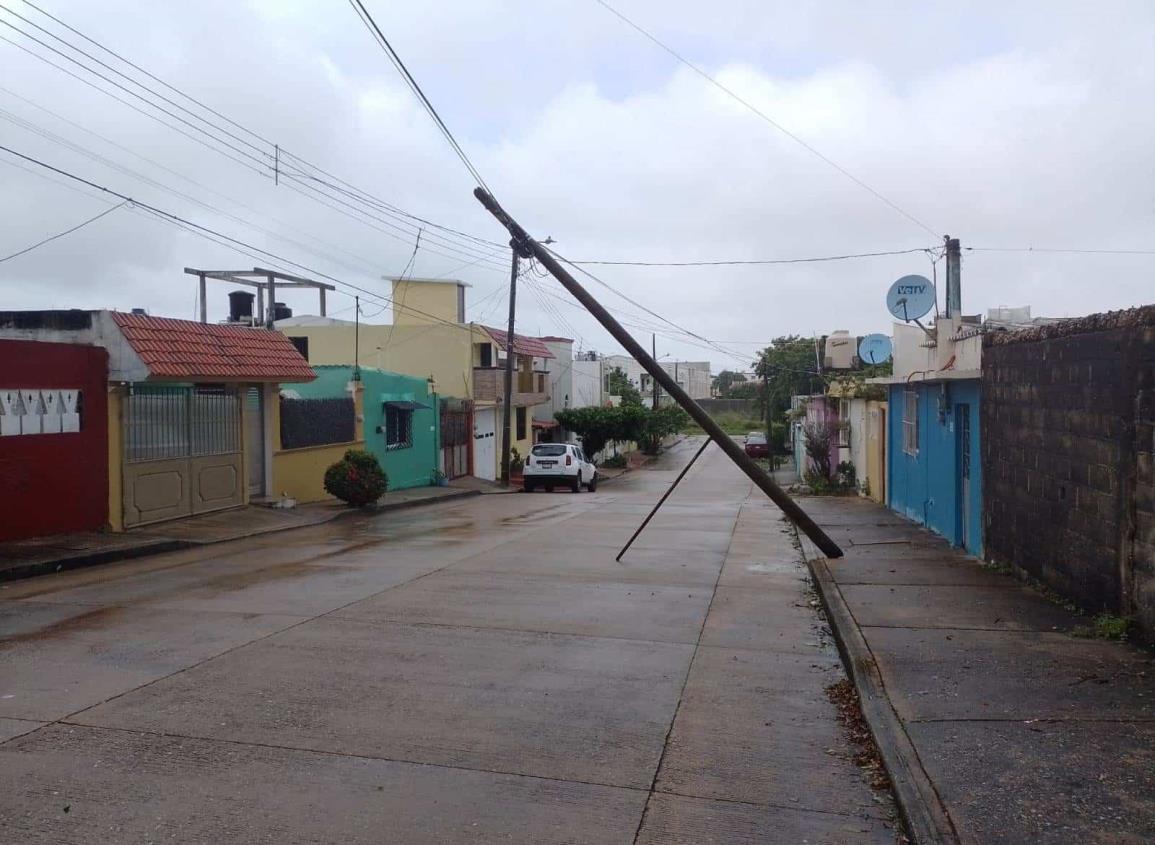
[523,443,598,493]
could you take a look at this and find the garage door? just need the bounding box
[122,385,244,527]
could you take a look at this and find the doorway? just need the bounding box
[245,386,265,497]
[473,407,496,481]
[956,403,972,550]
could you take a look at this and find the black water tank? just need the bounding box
[228,290,255,322]
[272,302,292,321]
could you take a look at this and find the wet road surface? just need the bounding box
[0,438,899,843]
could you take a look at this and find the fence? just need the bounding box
[280,396,355,450]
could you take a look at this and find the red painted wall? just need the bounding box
[0,339,109,541]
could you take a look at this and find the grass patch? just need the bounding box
[683,412,765,436]
[1072,613,1133,642]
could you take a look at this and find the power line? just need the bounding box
[571,247,935,267]
[0,144,498,337]
[2,4,509,265]
[345,0,491,193]
[591,0,941,239]
[968,246,1155,256]
[0,199,126,262]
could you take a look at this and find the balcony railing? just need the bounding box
[473,367,549,406]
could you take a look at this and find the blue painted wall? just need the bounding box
[887,380,982,555]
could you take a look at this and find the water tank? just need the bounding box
[228,290,255,322]
[824,330,855,369]
[272,302,292,321]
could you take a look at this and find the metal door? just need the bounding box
[245,386,265,497]
[956,403,971,548]
[440,399,471,479]
[473,407,496,481]
[122,385,244,527]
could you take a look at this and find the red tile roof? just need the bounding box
[111,312,316,381]
[483,326,555,359]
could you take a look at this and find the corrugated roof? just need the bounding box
[482,326,555,359]
[111,312,316,381]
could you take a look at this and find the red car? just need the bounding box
[744,432,769,458]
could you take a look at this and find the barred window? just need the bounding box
[386,406,413,449]
[902,390,919,456]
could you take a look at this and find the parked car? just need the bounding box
[744,431,769,458]
[524,443,598,493]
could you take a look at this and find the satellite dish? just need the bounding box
[886,275,935,322]
[858,333,893,365]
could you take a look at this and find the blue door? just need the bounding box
[956,403,971,550]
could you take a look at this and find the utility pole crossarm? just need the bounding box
[473,188,842,559]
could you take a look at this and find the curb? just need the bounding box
[807,555,959,845]
[0,489,481,585]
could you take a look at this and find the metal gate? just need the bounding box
[122,384,244,527]
[956,403,971,550]
[440,398,471,479]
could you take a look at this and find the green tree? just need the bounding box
[639,405,690,454]
[555,404,647,459]
[712,369,747,397]
[606,366,643,407]
[753,336,823,451]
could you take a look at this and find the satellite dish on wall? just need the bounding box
[886,275,935,322]
[858,334,893,365]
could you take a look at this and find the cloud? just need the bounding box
[1,0,1152,372]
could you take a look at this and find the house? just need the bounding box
[282,365,439,493]
[601,354,713,403]
[534,338,605,442]
[477,326,553,476]
[870,315,983,555]
[0,309,314,533]
[276,278,551,482]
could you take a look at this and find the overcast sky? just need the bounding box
[1,0,1152,372]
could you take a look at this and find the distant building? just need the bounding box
[600,354,712,403]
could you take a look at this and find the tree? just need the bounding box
[802,419,839,482]
[712,369,747,397]
[753,336,823,450]
[639,405,689,454]
[606,366,643,407]
[555,404,647,459]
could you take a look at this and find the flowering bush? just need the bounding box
[324,449,388,507]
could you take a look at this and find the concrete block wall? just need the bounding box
[982,307,1155,640]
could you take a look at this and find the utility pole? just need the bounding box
[652,334,659,409]
[353,295,361,381]
[500,239,526,487]
[474,187,843,558]
[944,236,961,318]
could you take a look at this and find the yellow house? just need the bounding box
[276,278,551,482]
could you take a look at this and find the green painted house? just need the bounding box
[286,365,440,491]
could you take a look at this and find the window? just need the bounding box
[902,390,919,456]
[478,343,493,368]
[838,399,851,448]
[516,406,527,440]
[288,336,309,361]
[532,444,567,457]
[385,405,413,449]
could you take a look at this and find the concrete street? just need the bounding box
[0,439,899,844]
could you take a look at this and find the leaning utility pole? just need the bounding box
[474,188,843,558]
[499,242,520,487]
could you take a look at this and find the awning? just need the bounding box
[384,400,430,410]
[532,419,559,429]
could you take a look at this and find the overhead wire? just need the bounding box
[1,3,510,266]
[570,247,936,267]
[591,0,941,240]
[345,0,491,194]
[0,199,126,262]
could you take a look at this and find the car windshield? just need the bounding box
[746,433,767,443]
[532,445,568,457]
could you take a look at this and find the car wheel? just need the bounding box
[571,473,581,493]
[545,485,554,492]
[523,479,535,493]
[587,474,598,492]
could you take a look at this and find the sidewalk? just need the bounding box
[797,495,1155,845]
[0,486,477,582]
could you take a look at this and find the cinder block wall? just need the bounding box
[982,307,1155,641]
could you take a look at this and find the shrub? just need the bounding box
[324,449,388,507]
[601,453,628,468]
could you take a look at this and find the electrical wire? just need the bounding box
[0,199,126,262]
[0,144,499,337]
[570,247,935,266]
[591,0,941,239]
[967,246,1155,255]
[1,4,509,265]
[345,0,491,193]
